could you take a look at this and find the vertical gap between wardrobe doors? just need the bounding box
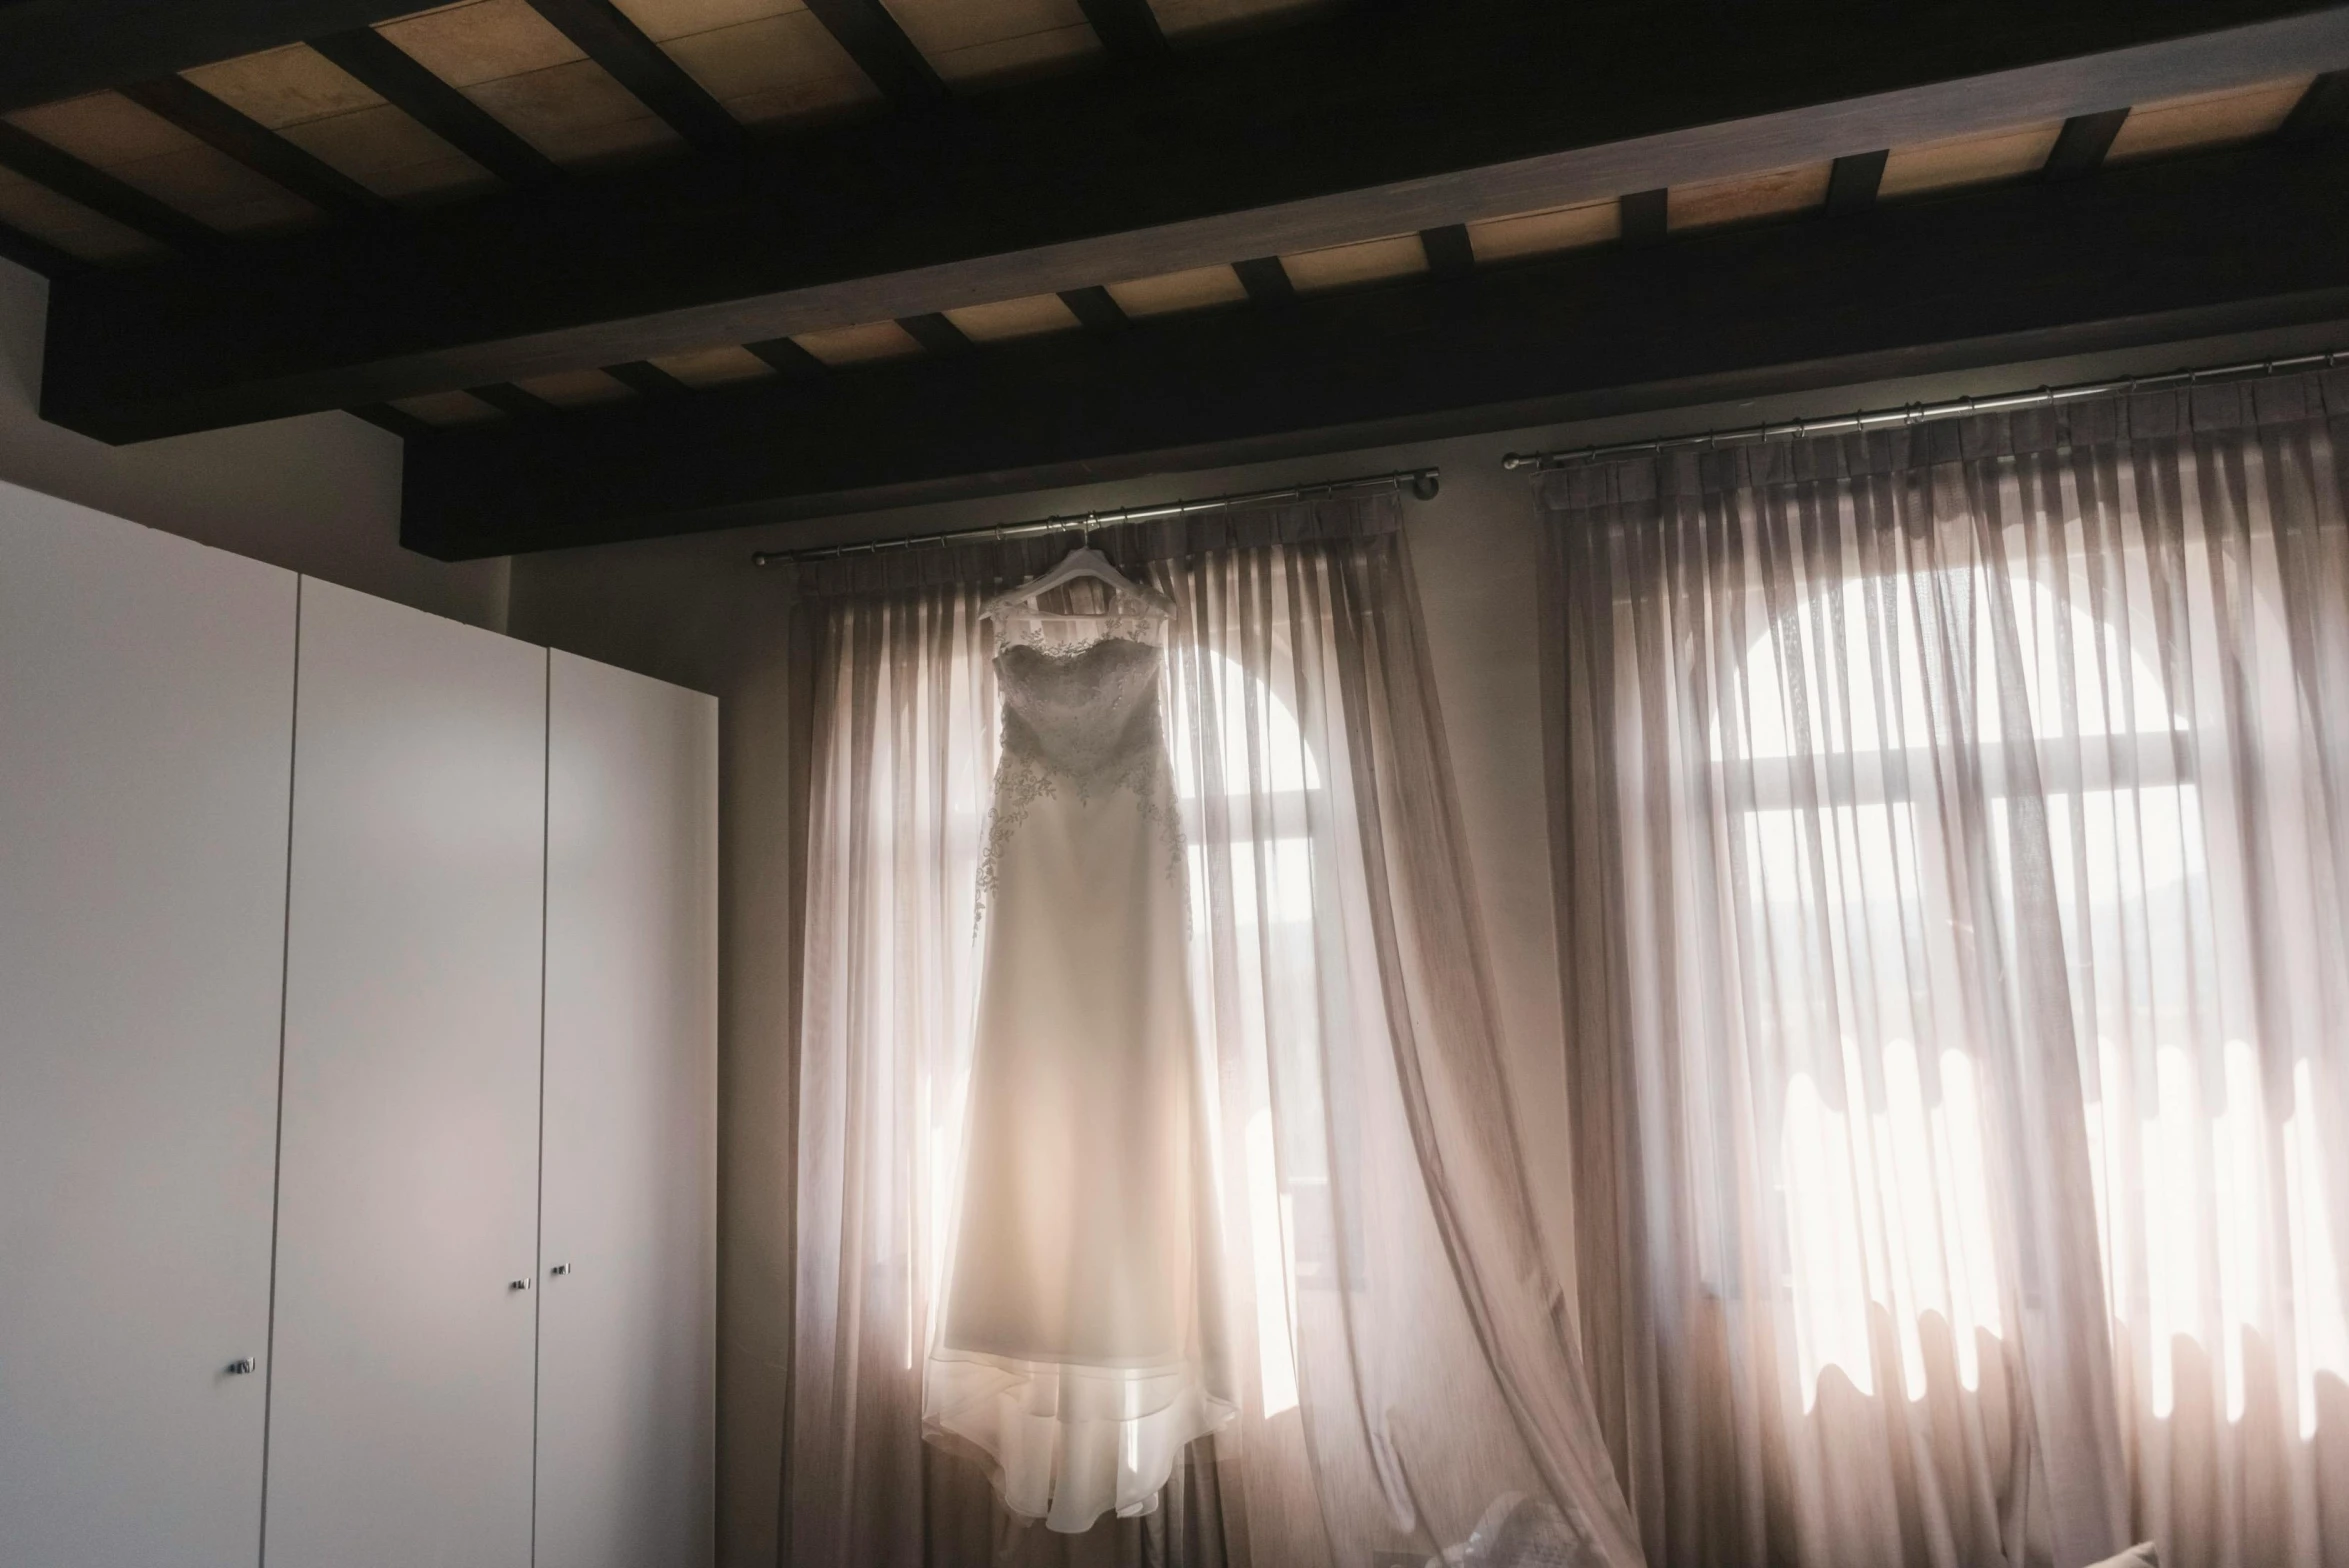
[257,574,304,1568]
[530,645,550,1567]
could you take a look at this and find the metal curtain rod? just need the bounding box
[752,467,1441,566]
[1499,349,2349,473]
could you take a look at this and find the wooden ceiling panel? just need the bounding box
[794,318,923,363]
[944,291,1080,340]
[1104,263,1246,317]
[880,0,1101,87]
[649,343,777,385]
[2107,74,2314,162]
[1279,232,1425,292]
[273,103,497,202]
[1151,0,1328,42]
[1466,197,1618,263]
[653,11,879,125]
[1668,160,1832,231]
[512,366,636,403]
[377,1,588,85]
[389,388,504,424]
[184,44,495,204]
[613,0,802,31]
[182,44,384,125]
[1879,119,2063,198]
[5,92,320,234]
[8,92,192,165]
[375,0,682,165]
[462,57,685,163]
[0,165,162,262]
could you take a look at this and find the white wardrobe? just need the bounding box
[0,481,716,1568]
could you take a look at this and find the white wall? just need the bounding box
[0,257,508,630]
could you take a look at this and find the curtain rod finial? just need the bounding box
[1411,471,1441,501]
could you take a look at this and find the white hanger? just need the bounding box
[979,542,1172,622]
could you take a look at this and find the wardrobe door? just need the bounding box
[537,652,718,1568]
[0,485,296,1568]
[265,581,546,1568]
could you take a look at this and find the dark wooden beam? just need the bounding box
[895,312,971,355]
[1824,148,1887,213]
[1078,0,1169,60]
[398,132,2349,558]
[1619,188,1668,243]
[2044,107,2131,178]
[0,219,86,277]
[307,27,563,188]
[2283,68,2349,138]
[1419,223,1475,278]
[603,359,689,395]
[465,382,556,417]
[1232,257,1294,305]
[745,336,828,376]
[0,120,222,251]
[44,0,2349,441]
[1058,285,1129,332]
[0,0,426,116]
[524,0,746,154]
[121,75,392,218]
[348,402,436,439]
[802,0,947,107]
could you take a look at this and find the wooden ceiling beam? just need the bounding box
[802,0,948,108]
[745,336,829,376]
[603,359,690,395]
[2044,108,2132,178]
[308,27,563,188]
[1078,0,1169,61]
[349,402,437,438]
[0,0,428,116]
[1232,257,1295,306]
[1824,149,1887,213]
[1057,286,1130,332]
[394,132,2349,558]
[42,0,2349,442]
[524,0,746,154]
[1419,223,1476,279]
[0,220,86,278]
[0,120,223,252]
[1618,187,1668,244]
[2284,67,2349,136]
[121,75,394,218]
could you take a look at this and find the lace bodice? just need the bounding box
[977,634,1184,909]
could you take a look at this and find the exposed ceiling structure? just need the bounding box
[4,0,2348,556]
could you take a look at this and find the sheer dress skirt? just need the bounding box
[925,634,1237,1532]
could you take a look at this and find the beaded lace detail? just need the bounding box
[977,630,1186,916]
[992,611,1168,655]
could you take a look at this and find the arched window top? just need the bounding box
[1723,569,2182,764]
[1170,649,1322,797]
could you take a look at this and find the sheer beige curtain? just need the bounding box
[784,496,1641,1568]
[1539,372,2349,1568]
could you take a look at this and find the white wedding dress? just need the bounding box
[924,606,1237,1533]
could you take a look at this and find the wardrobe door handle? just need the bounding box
[549,1263,570,1277]
[225,1357,258,1376]
[509,1278,532,1292]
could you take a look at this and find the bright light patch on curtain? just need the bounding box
[1782,1041,2002,1411]
[1247,1109,1302,1416]
[1171,650,1322,798]
[2287,1059,2349,1441]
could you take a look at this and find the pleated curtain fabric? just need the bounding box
[784,496,1644,1568]
[1538,371,2349,1568]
